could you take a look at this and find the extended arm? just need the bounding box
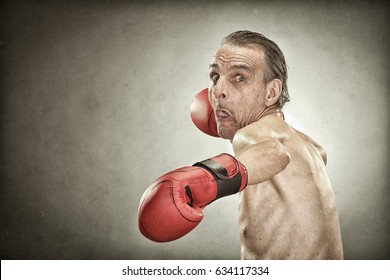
[233,128,290,185]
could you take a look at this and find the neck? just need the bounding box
[228,105,284,142]
[259,104,284,120]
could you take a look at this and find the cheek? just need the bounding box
[240,94,259,111]
[235,92,264,120]
[208,91,216,109]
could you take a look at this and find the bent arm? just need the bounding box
[233,129,290,186]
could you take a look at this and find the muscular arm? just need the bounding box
[232,128,290,185]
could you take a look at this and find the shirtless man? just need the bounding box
[138,30,343,260]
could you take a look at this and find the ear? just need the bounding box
[265,78,282,106]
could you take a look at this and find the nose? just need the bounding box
[212,79,227,100]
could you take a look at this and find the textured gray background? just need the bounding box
[1,0,389,259]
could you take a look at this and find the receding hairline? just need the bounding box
[213,43,267,65]
[219,42,267,55]
[213,42,268,76]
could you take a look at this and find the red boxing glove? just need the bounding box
[138,153,247,242]
[190,88,219,137]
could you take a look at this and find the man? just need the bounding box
[138,30,343,260]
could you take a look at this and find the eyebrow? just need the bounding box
[209,63,252,73]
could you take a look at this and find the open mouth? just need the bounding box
[216,109,230,119]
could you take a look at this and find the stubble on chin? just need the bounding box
[217,123,239,141]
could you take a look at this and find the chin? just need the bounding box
[218,126,238,141]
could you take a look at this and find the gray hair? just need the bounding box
[221,30,290,108]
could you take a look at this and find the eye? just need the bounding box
[234,75,245,82]
[210,74,220,83]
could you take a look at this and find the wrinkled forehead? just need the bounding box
[210,44,265,70]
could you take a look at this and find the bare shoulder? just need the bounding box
[232,116,287,154]
[292,128,328,165]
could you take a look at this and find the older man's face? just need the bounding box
[208,44,268,140]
